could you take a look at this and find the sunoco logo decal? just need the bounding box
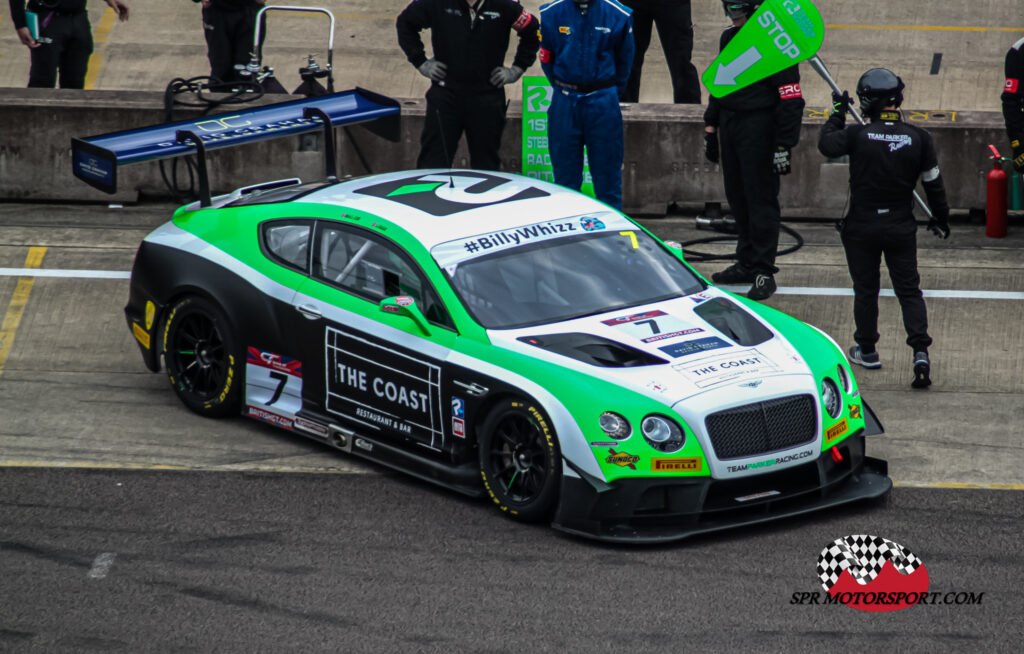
[817,535,929,612]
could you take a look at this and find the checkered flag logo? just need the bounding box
[817,535,923,591]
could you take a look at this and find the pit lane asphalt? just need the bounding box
[1,202,1022,650]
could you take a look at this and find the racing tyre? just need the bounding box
[162,296,241,418]
[479,398,561,522]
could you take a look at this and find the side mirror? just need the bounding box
[379,295,432,336]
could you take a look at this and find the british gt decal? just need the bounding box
[245,347,303,420]
[603,310,704,344]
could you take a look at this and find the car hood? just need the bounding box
[489,288,825,480]
[489,288,812,404]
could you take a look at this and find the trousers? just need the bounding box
[547,86,624,209]
[418,84,507,171]
[28,11,92,89]
[841,228,932,352]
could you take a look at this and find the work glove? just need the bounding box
[490,65,524,87]
[831,90,853,117]
[1012,139,1024,173]
[417,58,447,82]
[927,215,950,239]
[771,146,792,175]
[704,131,719,164]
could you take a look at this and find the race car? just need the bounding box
[73,91,891,543]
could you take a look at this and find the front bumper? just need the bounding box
[552,433,890,543]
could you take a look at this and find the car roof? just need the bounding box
[299,169,616,250]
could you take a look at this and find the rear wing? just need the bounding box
[71,87,400,205]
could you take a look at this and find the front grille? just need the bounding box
[704,395,817,460]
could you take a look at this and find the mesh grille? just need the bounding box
[705,395,817,460]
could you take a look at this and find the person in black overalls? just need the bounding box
[194,0,265,84]
[818,68,951,389]
[703,0,803,301]
[619,0,700,104]
[1002,37,1024,175]
[8,0,129,88]
[397,0,540,170]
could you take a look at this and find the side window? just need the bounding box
[263,220,312,271]
[315,224,454,329]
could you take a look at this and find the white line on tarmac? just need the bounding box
[1,269,1021,300]
[88,552,116,579]
[0,268,130,279]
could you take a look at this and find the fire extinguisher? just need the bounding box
[986,144,1007,238]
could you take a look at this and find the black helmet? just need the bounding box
[856,68,905,116]
[722,1,760,20]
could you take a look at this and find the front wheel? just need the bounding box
[162,296,241,418]
[478,398,561,522]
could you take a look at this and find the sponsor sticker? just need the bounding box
[606,449,640,469]
[726,448,814,473]
[396,296,414,307]
[659,336,730,359]
[431,211,632,269]
[132,322,150,349]
[826,418,848,443]
[326,328,443,447]
[672,348,781,388]
[735,489,781,502]
[144,301,155,330]
[294,417,329,438]
[850,404,862,420]
[247,405,294,430]
[651,457,702,472]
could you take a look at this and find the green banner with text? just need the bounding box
[521,76,594,197]
[703,0,824,98]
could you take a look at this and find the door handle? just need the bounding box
[296,304,322,320]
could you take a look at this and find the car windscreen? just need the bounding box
[441,228,705,329]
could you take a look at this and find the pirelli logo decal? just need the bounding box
[651,457,702,472]
[825,418,849,444]
[325,327,444,449]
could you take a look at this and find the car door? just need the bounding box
[291,220,459,454]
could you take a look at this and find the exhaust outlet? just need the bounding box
[328,425,353,451]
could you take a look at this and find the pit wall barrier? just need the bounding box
[0,89,1013,217]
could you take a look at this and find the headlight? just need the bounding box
[641,415,685,452]
[599,412,632,440]
[837,363,853,394]
[822,378,842,419]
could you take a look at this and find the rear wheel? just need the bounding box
[162,296,241,418]
[478,398,561,522]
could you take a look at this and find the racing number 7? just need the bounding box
[619,231,639,249]
[266,371,288,406]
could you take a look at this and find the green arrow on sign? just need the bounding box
[703,0,825,98]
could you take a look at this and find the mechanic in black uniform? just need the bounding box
[703,0,803,301]
[8,0,129,88]
[818,68,950,389]
[620,0,700,104]
[1002,37,1024,175]
[192,0,265,84]
[397,0,540,171]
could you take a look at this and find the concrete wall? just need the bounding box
[1,89,1012,217]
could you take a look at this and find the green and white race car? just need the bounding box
[74,91,891,542]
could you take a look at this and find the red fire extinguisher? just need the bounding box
[986,144,1007,238]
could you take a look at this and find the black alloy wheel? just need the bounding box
[163,296,241,418]
[479,398,560,522]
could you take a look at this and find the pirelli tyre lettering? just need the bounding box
[162,296,242,418]
[479,398,561,522]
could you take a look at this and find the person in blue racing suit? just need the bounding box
[539,0,634,209]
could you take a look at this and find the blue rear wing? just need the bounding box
[71,87,400,199]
